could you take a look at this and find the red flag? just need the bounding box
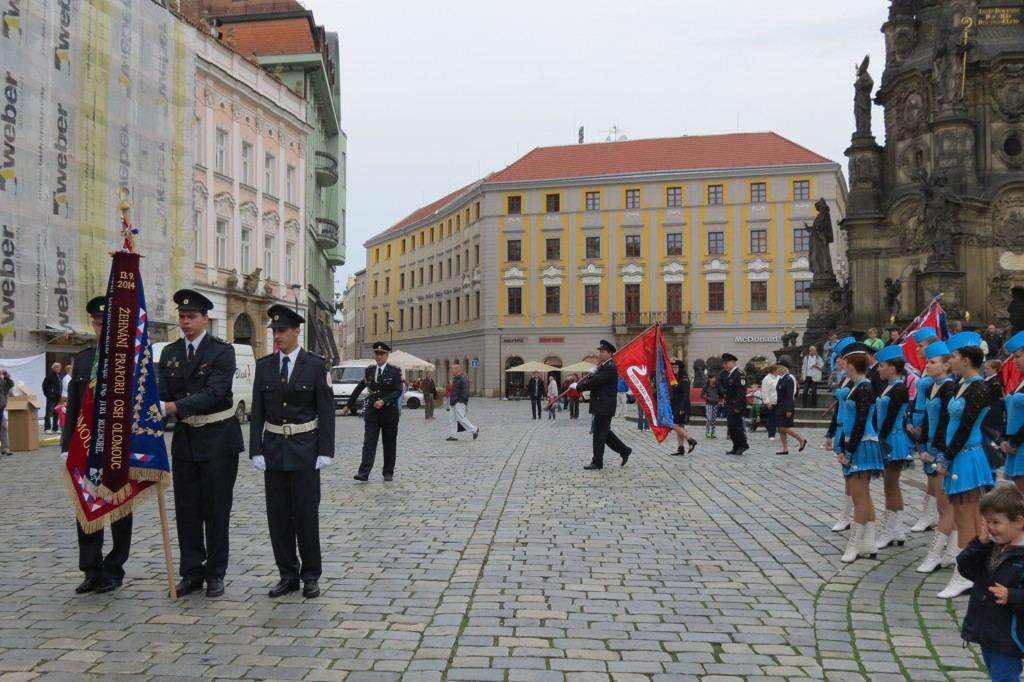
[1002,358,1022,397]
[615,324,676,443]
[901,298,949,372]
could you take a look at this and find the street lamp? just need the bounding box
[386,317,394,350]
[290,283,301,312]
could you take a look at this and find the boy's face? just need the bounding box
[983,512,1024,545]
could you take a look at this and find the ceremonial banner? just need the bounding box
[615,324,677,443]
[902,297,949,371]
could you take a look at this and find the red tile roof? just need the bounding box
[224,18,315,56]
[487,132,833,183]
[381,178,490,237]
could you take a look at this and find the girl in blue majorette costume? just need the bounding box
[873,345,915,550]
[906,327,942,532]
[825,337,856,533]
[999,331,1024,494]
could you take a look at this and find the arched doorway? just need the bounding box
[233,313,254,347]
[505,355,524,398]
[543,354,563,385]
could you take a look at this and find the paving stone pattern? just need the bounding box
[0,400,990,680]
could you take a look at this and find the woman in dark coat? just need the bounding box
[774,359,807,455]
[669,359,697,456]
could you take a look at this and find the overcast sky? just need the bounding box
[305,0,892,289]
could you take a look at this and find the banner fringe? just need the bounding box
[64,471,158,534]
[129,467,171,485]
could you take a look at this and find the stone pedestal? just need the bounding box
[930,109,977,195]
[916,269,966,321]
[803,279,851,348]
[845,134,885,216]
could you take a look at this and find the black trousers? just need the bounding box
[77,513,133,580]
[358,414,398,477]
[45,397,59,430]
[569,399,580,419]
[802,377,818,408]
[726,406,748,449]
[172,455,239,580]
[530,395,543,418]
[590,414,629,467]
[265,469,321,583]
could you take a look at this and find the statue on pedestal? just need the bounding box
[918,170,961,268]
[884,278,902,318]
[806,197,835,281]
[854,55,874,137]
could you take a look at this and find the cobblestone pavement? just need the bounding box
[0,400,989,681]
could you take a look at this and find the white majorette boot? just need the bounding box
[890,510,907,546]
[841,523,864,563]
[860,521,879,559]
[937,566,973,599]
[831,496,854,532]
[916,531,949,573]
[939,529,959,568]
[911,494,938,532]
[875,510,894,549]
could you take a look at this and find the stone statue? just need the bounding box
[854,55,874,137]
[692,358,707,387]
[918,170,961,266]
[226,268,239,289]
[934,18,971,106]
[806,197,835,280]
[884,278,902,318]
[242,267,262,294]
[783,327,800,348]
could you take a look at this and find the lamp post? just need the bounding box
[386,317,394,350]
[290,283,301,312]
[497,328,502,400]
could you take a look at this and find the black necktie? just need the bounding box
[376,366,383,383]
[187,343,195,366]
[281,356,290,384]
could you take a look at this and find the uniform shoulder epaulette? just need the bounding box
[211,336,230,346]
[257,352,276,362]
[307,351,327,362]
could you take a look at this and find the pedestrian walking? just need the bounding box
[547,374,559,412]
[572,340,632,470]
[421,371,437,420]
[873,345,915,549]
[527,371,545,419]
[444,381,452,411]
[720,353,749,455]
[800,346,824,408]
[761,364,779,441]
[546,394,558,420]
[773,358,807,455]
[43,362,62,433]
[669,359,697,455]
[566,374,582,419]
[700,374,722,439]
[343,341,403,481]
[447,363,479,440]
[249,305,334,599]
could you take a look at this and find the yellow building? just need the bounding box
[362,133,847,396]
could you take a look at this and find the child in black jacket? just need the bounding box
[959,485,1024,681]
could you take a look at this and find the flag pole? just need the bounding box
[157,484,177,600]
[896,293,944,339]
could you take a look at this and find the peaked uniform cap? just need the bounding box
[173,289,213,313]
[266,304,304,329]
[86,296,106,318]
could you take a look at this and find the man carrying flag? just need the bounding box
[61,296,133,595]
[572,339,632,470]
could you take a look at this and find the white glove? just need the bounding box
[251,455,266,471]
[570,383,578,390]
[60,451,68,462]
[589,366,598,375]
[315,456,332,470]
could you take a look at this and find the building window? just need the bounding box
[399,273,405,290]
[455,255,460,274]
[793,227,810,252]
[666,233,683,256]
[750,281,768,311]
[385,276,390,294]
[240,227,252,273]
[586,191,600,211]
[545,238,561,261]
[625,189,641,209]
[708,281,725,311]
[241,142,253,185]
[264,235,274,278]
[264,153,276,195]
[446,300,451,324]
[667,186,683,207]
[750,229,768,254]
[584,284,600,314]
[429,264,434,282]
[545,194,560,212]
[708,231,724,255]
[793,180,810,200]
[446,258,452,278]
[585,236,601,259]
[708,184,723,205]
[795,280,811,309]
[750,182,767,203]
[215,128,228,174]
[507,287,522,315]
[215,219,228,268]
[507,196,522,214]
[545,286,561,314]
[285,242,294,284]
[625,234,641,258]
[286,165,296,203]
[506,239,521,261]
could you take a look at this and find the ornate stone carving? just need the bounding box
[894,203,925,255]
[243,267,262,294]
[893,81,928,140]
[850,153,880,189]
[898,142,929,181]
[993,192,1024,243]
[993,64,1024,122]
[226,268,239,289]
[935,128,974,171]
[894,27,917,60]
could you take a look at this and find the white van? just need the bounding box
[331,359,374,412]
[151,341,255,423]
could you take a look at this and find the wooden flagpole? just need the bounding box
[157,484,177,600]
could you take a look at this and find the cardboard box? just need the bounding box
[8,387,41,451]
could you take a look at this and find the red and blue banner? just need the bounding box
[615,324,677,443]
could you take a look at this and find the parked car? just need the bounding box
[331,360,372,412]
[403,389,424,409]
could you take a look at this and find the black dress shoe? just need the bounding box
[445,436,458,441]
[725,450,740,455]
[94,577,122,594]
[75,576,100,594]
[620,448,632,466]
[798,439,808,452]
[775,450,790,455]
[688,438,698,453]
[268,579,300,598]
[583,462,603,470]
[206,577,225,597]
[175,575,205,596]
[303,580,320,598]
[353,474,369,482]
[670,448,684,456]
[473,428,480,440]
[383,474,393,481]
[735,446,750,455]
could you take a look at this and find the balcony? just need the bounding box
[612,311,691,333]
[316,218,339,249]
[315,151,338,187]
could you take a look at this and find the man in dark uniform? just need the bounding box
[572,339,632,470]
[61,296,133,594]
[721,352,750,455]
[158,289,244,598]
[342,341,403,481]
[249,305,335,599]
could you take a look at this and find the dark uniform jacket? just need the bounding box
[721,367,747,413]
[157,335,244,461]
[577,360,618,417]
[60,346,95,452]
[249,349,334,470]
[347,362,403,424]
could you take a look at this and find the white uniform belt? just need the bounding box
[264,419,318,437]
[180,407,235,427]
